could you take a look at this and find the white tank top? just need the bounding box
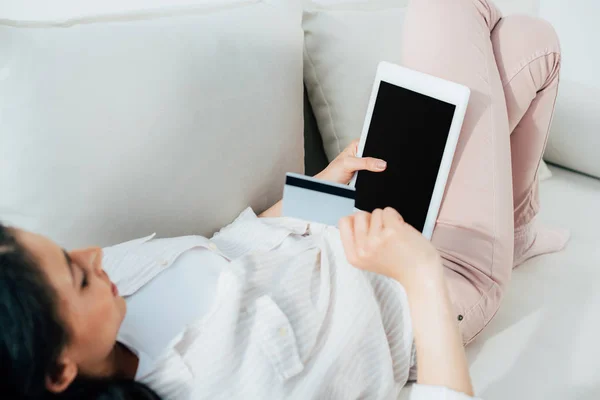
[117,247,227,379]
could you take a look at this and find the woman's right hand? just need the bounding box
[338,207,442,286]
[341,209,475,396]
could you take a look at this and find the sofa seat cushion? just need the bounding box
[399,166,600,399]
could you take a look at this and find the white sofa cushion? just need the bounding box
[303,0,407,161]
[0,0,304,247]
[539,0,600,179]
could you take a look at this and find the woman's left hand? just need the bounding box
[316,139,387,185]
[259,140,386,218]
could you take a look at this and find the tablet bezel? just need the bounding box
[349,61,470,240]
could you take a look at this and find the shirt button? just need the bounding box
[458,315,464,321]
[161,259,169,267]
[208,242,218,251]
[278,327,288,337]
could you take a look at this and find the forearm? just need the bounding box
[402,266,474,396]
[259,200,282,218]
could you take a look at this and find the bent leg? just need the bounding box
[401,0,513,344]
[491,15,569,267]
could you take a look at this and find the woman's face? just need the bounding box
[15,229,126,390]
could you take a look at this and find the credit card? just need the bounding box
[282,172,356,226]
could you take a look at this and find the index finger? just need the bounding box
[382,207,405,228]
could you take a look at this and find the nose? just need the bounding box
[71,247,104,275]
[89,248,104,277]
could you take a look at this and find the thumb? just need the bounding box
[344,156,387,173]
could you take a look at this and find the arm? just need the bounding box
[259,140,387,218]
[339,208,474,397]
[403,266,473,396]
[259,200,282,218]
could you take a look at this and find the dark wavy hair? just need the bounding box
[0,223,160,400]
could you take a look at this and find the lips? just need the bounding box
[111,282,119,297]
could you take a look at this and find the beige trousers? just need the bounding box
[401,0,562,343]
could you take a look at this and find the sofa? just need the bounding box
[1,0,598,399]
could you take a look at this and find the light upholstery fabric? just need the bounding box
[0,0,304,248]
[538,0,600,179]
[0,0,265,21]
[303,0,407,162]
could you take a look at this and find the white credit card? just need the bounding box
[282,172,356,226]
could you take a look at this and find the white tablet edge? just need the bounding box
[350,61,470,240]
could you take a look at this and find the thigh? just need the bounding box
[401,0,514,343]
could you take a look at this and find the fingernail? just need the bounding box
[376,160,387,170]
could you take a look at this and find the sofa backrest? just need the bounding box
[538,0,600,179]
[0,0,305,247]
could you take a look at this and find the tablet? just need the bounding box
[349,61,470,240]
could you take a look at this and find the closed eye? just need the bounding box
[79,265,89,289]
[64,250,89,290]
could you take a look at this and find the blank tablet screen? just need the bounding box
[355,81,456,232]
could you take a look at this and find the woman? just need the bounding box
[0,0,567,398]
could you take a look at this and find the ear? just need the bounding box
[45,356,78,394]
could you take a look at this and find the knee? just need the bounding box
[496,15,561,57]
[408,0,502,31]
[493,15,561,88]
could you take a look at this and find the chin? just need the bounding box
[117,296,127,321]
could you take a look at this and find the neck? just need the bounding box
[76,343,138,382]
[93,342,138,379]
[113,342,139,379]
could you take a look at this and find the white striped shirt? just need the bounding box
[103,208,481,400]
